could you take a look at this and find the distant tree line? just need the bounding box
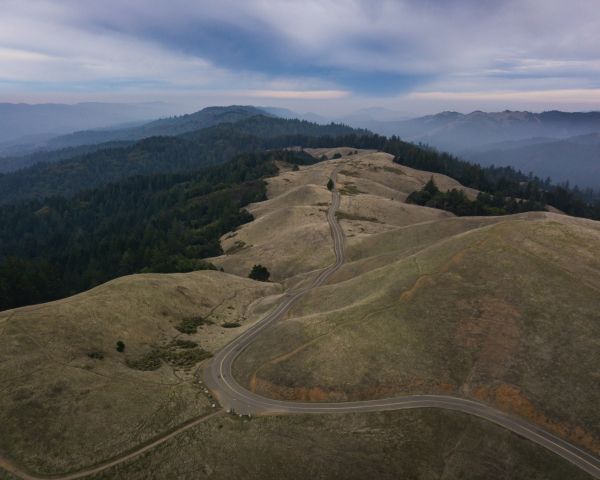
[407,178,545,216]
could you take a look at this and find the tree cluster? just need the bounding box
[407,178,545,216]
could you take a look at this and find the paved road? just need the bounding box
[2,167,599,479]
[204,167,600,479]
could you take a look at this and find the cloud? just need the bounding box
[1,0,600,111]
[244,90,349,99]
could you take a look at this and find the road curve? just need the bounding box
[204,166,600,479]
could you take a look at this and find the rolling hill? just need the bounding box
[1,148,599,479]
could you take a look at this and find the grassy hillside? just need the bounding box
[0,270,279,474]
[228,151,600,457]
[86,410,590,480]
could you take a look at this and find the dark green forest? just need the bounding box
[406,178,545,216]
[0,150,313,311]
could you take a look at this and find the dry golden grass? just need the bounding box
[85,409,591,480]
[210,148,468,288]
[234,212,600,455]
[0,271,278,474]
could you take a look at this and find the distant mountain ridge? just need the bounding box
[464,132,600,188]
[0,105,271,173]
[47,105,270,149]
[348,109,600,189]
[0,101,178,148]
[379,110,600,150]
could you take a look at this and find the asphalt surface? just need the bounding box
[204,167,600,479]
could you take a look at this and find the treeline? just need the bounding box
[0,151,313,311]
[386,138,600,219]
[407,178,545,216]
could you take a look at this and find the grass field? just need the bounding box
[234,205,600,455]
[82,409,593,480]
[0,271,278,474]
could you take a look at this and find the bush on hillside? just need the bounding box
[249,264,270,282]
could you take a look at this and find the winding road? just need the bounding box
[2,166,599,479]
[204,166,600,479]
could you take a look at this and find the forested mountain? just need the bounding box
[0,115,365,204]
[0,140,134,174]
[374,110,600,150]
[45,105,268,150]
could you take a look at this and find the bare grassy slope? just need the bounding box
[209,148,456,285]
[86,409,591,480]
[208,151,600,460]
[0,271,279,474]
[235,204,600,455]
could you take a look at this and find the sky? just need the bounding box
[1,0,600,115]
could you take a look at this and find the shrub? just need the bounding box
[175,316,207,334]
[171,339,198,349]
[126,349,162,371]
[249,264,270,282]
[292,164,299,171]
[327,179,334,191]
[161,348,212,368]
[126,346,212,371]
[332,152,342,159]
[222,322,241,328]
[116,341,125,353]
